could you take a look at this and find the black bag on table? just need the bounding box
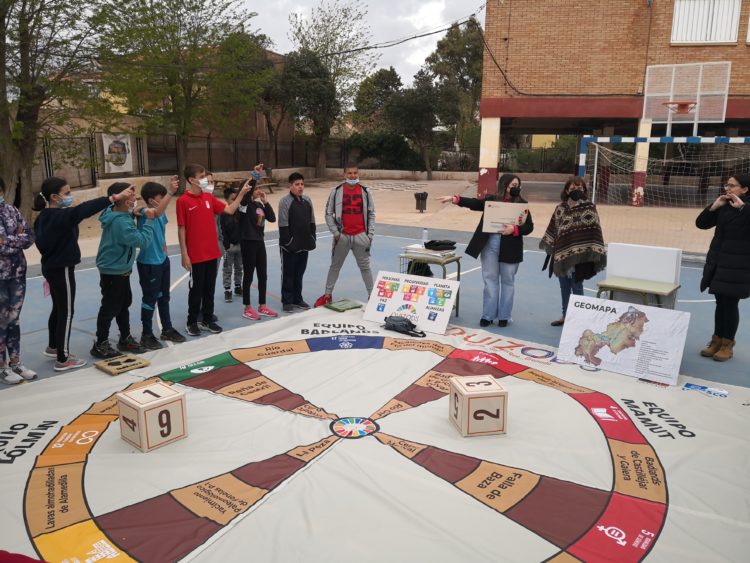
[424,240,456,251]
[383,315,426,337]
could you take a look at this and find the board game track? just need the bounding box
[23,335,669,562]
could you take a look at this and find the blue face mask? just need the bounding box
[60,195,74,208]
[345,178,359,186]
[0,196,5,205]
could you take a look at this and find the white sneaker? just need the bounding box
[43,346,57,358]
[10,364,37,381]
[1,368,24,385]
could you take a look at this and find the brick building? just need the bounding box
[478,0,750,194]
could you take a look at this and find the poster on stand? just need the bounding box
[101,133,133,174]
[363,271,459,335]
[557,295,690,386]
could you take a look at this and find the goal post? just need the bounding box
[575,135,750,253]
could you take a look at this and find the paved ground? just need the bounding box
[9,178,748,391]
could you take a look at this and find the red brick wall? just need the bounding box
[482,0,750,100]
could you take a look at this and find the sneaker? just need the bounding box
[54,355,87,372]
[185,323,201,337]
[242,306,260,321]
[140,333,164,351]
[480,318,492,328]
[91,340,121,359]
[161,327,186,343]
[196,313,219,323]
[9,364,37,381]
[283,303,295,313]
[224,290,233,303]
[234,285,242,296]
[199,321,223,334]
[497,320,508,328]
[43,346,57,358]
[1,368,24,385]
[118,335,147,354]
[314,294,333,308]
[258,305,278,317]
[295,300,311,310]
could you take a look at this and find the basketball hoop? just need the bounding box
[662,100,697,115]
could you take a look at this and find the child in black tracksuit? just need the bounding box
[236,181,277,320]
[33,177,133,371]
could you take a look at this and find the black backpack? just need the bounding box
[383,315,426,337]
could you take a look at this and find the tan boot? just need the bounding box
[713,338,735,362]
[700,335,722,357]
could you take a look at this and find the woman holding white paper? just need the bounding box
[437,173,533,328]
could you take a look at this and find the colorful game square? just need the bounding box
[428,312,438,321]
[376,303,386,312]
[429,297,438,305]
[428,288,436,297]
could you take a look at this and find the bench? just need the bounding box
[596,243,682,309]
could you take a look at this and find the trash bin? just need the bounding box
[414,191,428,213]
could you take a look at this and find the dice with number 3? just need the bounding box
[449,375,508,436]
[116,382,188,452]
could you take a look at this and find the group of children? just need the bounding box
[1,161,374,385]
[0,163,316,385]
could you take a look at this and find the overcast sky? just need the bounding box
[243,0,486,85]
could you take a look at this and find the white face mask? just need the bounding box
[198,178,213,192]
[345,178,359,186]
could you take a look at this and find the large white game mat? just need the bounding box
[1,307,748,562]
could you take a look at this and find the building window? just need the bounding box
[671,0,741,43]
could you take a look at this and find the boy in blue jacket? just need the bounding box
[91,183,156,359]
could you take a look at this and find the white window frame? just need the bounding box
[671,0,741,44]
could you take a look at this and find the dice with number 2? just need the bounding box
[449,375,507,436]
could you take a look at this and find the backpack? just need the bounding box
[383,315,426,337]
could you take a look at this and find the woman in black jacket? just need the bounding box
[695,173,750,362]
[438,173,533,327]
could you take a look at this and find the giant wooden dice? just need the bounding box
[116,382,187,452]
[449,375,508,436]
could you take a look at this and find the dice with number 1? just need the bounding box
[116,382,188,452]
[449,375,508,437]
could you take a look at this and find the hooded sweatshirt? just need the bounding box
[96,206,155,275]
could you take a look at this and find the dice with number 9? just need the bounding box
[116,382,188,452]
[449,375,508,437]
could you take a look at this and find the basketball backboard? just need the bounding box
[642,61,731,131]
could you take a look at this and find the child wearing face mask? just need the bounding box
[134,178,185,350]
[177,163,250,336]
[33,176,131,371]
[236,179,277,320]
[90,183,157,359]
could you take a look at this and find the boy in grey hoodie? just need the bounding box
[91,183,156,359]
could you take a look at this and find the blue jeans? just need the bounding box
[559,273,583,316]
[480,235,520,322]
[137,259,173,335]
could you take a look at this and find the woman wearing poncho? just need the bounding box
[540,177,607,326]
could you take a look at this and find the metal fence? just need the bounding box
[37,135,579,186]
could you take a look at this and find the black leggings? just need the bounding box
[714,294,740,340]
[42,266,76,362]
[241,240,267,306]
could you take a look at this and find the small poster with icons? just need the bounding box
[363,271,459,335]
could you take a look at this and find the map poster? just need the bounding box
[363,270,459,335]
[557,295,690,386]
[482,201,529,231]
